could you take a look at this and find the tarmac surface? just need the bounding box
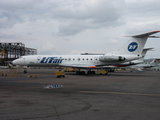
[0,69,160,120]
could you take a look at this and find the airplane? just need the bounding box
[12,31,160,74]
[129,58,160,72]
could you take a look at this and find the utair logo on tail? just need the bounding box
[128,42,138,52]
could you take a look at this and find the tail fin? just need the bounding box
[114,31,160,55]
[150,59,160,67]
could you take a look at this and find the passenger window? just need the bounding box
[68,58,71,61]
[77,58,80,61]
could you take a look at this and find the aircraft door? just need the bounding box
[23,57,25,65]
[94,57,99,64]
[37,56,41,63]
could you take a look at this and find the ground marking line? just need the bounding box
[79,91,160,97]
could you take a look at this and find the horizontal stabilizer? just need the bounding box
[132,31,160,37]
[152,58,160,60]
[141,48,153,57]
[124,31,160,38]
[148,36,160,38]
[143,48,154,51]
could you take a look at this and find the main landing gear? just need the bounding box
[87,71,95,74]
[76,70,96,75]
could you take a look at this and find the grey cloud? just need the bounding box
[51,0,125,21]
[63,38,70,41]
[0,32,15,39]
[126,0,160,16]
[53,0,126,36]
[0,0,126,36]
[0,0,41,12]
[0,12,23,28]
[125,23,160,35]
[0,0,45,28]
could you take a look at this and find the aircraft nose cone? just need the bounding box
[12,60,16,65]
[12,59,20,65]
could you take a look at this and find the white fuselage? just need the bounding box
[12,54,140,68]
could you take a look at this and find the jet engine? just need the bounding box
[99,56,126,62]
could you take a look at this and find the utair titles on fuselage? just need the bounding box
[40,57,63,64]
[12,31,160,74]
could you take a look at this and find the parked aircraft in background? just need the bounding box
[129,58,160,72]
[12,31,160,74]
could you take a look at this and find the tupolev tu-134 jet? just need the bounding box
[12,31,160,74]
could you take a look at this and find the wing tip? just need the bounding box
[153,31,160,33]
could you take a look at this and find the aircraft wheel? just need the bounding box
[24,70,27,73]
[76,71,80,75]
[80,71,85,75]
[91,71,95,74]
[87,71,91,74]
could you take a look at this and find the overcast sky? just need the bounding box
[0,0,160,58]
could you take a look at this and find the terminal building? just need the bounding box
[0,42,37,66]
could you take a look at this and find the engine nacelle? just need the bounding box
[99,56,126,62]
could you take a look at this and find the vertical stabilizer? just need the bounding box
[150,59,160,67]
[113,31,160,56]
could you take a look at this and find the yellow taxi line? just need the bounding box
[79,91,160,97]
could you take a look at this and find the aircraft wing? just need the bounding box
[130,67,143,72]
[59,64,97,68]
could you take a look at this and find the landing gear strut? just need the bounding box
[24,69,27,73]
[76,71,85,75]
[87,70,95,75]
